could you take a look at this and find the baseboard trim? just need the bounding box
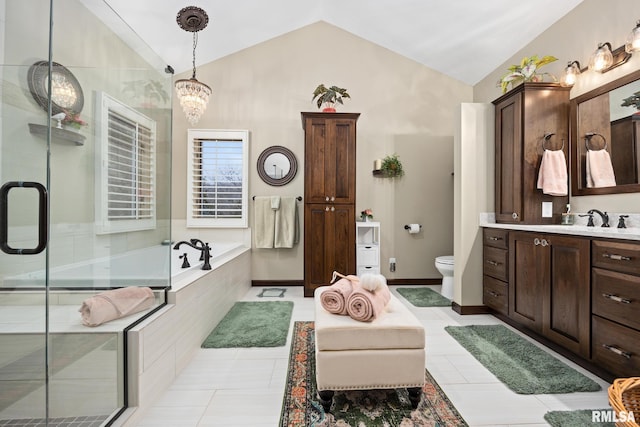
[251,280,303,287]
[387,278,441,286]
[451,302,492,315]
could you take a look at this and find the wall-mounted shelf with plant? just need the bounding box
[373,154,404,178]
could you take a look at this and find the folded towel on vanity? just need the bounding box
[586,149,616,188]
[79,286,155,327]
[254,196,276,248]
[319,277,355,315]
[536,149,568,196]
[274,197,299,248]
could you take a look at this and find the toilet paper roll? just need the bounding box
[408,224,420,234]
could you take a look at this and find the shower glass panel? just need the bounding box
[0,0,172,424]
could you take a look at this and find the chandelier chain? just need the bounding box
[191,32,198,79]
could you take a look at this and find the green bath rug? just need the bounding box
[396,287,451,307]
[445,324,601,394]
[202,301,293,348]
[544,409,615,427]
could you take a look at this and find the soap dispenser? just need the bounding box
[561,204,575,225]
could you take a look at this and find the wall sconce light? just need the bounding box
[626,19,640,53]
[588,42,631,73]
[174,6,212,125]
[561,61,581,87]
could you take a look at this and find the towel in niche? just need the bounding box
[79,287,155,327]
[254,196,276,248]
[536,149,568,196]
[586,149,616,188]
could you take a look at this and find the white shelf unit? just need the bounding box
[356,221,380,276]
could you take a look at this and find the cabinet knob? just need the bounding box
[488,236,502,241]
[512,212,519,219]
[325,196,329,202]
[602,253,632,261]
[534,238,541,246]
[325,206,330,211]
[486,260,500,266]
[602,293,632,304]
[331,206,335,212]
[330,196,335,202]
[541,239,549,247]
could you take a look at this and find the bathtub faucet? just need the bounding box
[173,239,212,270]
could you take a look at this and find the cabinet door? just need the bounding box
[303,204,355,297]
[303,116,356,204]
[494,92,523,223]
[509,231,543,331]
[544,235,590,357]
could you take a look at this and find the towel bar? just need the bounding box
[252,196,302,201]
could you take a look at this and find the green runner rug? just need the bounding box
[445,324,601,394]
[202,301,293,348]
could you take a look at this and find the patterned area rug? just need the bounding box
[279,321,467,427]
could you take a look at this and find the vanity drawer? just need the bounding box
[483,246,508,281]
[592,240,640,275]
[592,267,640,331]
[483,276,508,316]
[592,315,640,379]
[484,228,509,249]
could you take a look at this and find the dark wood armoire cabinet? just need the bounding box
[493,83,570,224]
[302,112,359,297]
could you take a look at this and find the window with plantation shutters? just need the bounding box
[187,129,249,228]
[95,92,156,234]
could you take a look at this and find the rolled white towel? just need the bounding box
[360,273,387,292]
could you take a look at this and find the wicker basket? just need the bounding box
[609,377,640,427]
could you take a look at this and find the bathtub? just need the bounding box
[2,242,246,289]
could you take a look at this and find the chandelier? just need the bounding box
[175,6,212,125]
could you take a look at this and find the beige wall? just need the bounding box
[171,21,472,281]
[474,0,640,214]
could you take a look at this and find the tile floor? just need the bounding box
[131,285,612,427]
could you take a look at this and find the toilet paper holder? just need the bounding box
[404,224,422,230]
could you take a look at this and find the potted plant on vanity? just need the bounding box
[312,84,350,112]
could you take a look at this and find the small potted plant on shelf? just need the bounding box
[312,84,350,112]
[380,154,404,178]
[497,55,558,93]
[621,90,640,114]
[360,209,373,222]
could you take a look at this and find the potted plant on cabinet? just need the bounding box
[312,84,350,112]
[497,55,558,93]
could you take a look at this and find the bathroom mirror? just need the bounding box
[257,145,297,186]
[571,69,640,195]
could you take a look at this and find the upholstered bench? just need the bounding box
[314,287,426,411]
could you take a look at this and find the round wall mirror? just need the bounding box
[27,61,84,116]
[257,146,297,186]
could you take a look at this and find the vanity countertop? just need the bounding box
[479,213,640,242]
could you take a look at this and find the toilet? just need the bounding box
[435,256,454,300]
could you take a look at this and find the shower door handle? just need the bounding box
[0,181,48,255]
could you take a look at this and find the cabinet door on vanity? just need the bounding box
[509,231,543,331]
[544,234,590,357]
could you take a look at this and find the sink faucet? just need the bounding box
[173,239,212,270]
[588,209,610,227]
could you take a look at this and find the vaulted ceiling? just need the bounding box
[103,0,584,85]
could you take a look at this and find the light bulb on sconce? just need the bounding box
[626,19,640,53]
[561,61,581,87]
[589,43,614,72]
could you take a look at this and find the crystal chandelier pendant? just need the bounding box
[175,77,212,125]
[175,6,211,125]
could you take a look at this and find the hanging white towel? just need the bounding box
[270,196,281,210]
[254,197,276,248]
[536,149,568,196]
[275,197,299,248]
[586,149,616,188]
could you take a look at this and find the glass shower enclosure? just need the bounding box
[0,0,172,424]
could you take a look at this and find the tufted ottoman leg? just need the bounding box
[318,390,334,412]
[408,387,422,408]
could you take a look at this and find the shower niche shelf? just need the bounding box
[28,123,85,145]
